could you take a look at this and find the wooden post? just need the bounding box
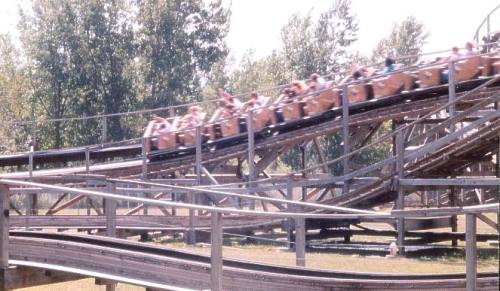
[396,131,405,254]
[341,85,350,195]
[210,212,223,291]
[186,191,196,245]
[465,213,477,291]
[295,217,306,267]
[28,146,34,178]
[141,137,149,216]
[85,146,90,174]
[448,60,456,132]
[105,182,116,238]
[449,186,458,247]
[141,138,148,179]
[195,126,202,186]
[0,184,10,291]
[286,182,294,250]
[195,126,202,216]
[247,111,255,210]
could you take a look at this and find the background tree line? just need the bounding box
[0,0,428,174]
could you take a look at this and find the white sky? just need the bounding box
[1,0,499,62]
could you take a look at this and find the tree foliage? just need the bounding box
[12,0,230,149]
[371,16,429,66]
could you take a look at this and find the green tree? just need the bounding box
[371,16,429,66]
[0,34,30,152]
[137,0,230,109]
[281,0,358,81]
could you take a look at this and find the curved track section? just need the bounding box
[9,232,499,290]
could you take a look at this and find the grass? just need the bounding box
[162,242,498,274]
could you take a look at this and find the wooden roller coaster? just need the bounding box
[0,16,499,291]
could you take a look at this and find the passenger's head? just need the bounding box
[352,71,362,80]
[309,73,320,82]
[291,81,304,93]
[465,41,475,51]
[250,92,258,100]
[308,81,317,91]
[385,57,395,67]
[224,103,235,112]
[452,46,459,54]
[189,105,201,114]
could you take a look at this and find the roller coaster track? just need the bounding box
[1,77,499,179]
[7,231,499,291]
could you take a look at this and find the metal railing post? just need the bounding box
[247,111,255,210]
[448,61,456,132]
[341,85,350,195]
[210,212,223,291]
[465,213,477,291]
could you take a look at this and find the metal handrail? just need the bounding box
[473,3,500,44]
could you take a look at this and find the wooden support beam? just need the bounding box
[45,193,68,215]
[341,84,350,195]
[186,191,196,245]
[312,137,329,173]
[262,171,287,198]
[87,198,103,216]
[396,131,405,254]
[124,192,169,216]
[105,182,117,238]
[449,186,458,247]
[286,182,294,250]
[247,111,255,210]
[45,194,85,215]
[9,203,22,216]
[254,145,292,175]
[311,138,336,198]
[210,212,223,291]
[465,213,477,291]
[295,217,306,267]
[0,184,9,291]
[476,213,498,231]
